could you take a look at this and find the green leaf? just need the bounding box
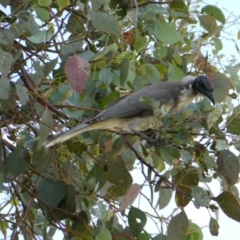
[159,146,180,165]
[238,31,240,40]
[128,206,147,237]
[38,107,54,143]
[167,64,185,82]
[89,11,120,35]
[92,0,106,10]
[35,7,51,21]
[214,191,240,222]
[152,233,167,240]
[36,178,67,208]
[212,72,233,103]
[138,233,151,240]
[32,145,51,170]
[4,146,31,182]
[201,5,225,24]
[157,187,173,210]
[209,217,219,236]
[27,30,54,44]
[69,211,90,238]
[227,105,240,135]
[96,227,112,240]
[198,15,217,33]
[56,0,70,10]
[134,36,147,52]
[38,0,52,6]
[167,210,189,240]
[99,153,133,190]
[0,77,10,100]
[51,184,76,220]
[173,168,199,207]
[155,22,180,44]
[211,37,223,54]
[217,150,239,186]
[16,84,29,105]
[120,58,129,87]
[153,43,167,59]
[0,49,13,77]
[185,222,203,240]
[138,63,160,84]
[191,186,210,206]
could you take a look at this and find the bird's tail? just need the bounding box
[43,122,90,147]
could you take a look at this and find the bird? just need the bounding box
[43,75,215,147]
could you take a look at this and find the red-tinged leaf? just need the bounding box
[173,168,199,207]
[209,217,219,236]
[115,183,142,212]
[207,72,233,103]
[167,210,189,240]
[64,55,90,93]
[217,150,239,186]
[214,191,240,222]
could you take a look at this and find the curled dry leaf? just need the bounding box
[64,54,90,93]
[115,183,143,212]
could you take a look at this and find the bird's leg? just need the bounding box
[131,129,162,148]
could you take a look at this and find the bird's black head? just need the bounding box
[192,75,215,105]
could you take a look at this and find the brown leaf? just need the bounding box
[209,217,219,236]
[217,150,239,186]
[215,191,240,222]
[64,54,90,93]
[115,183,142,212]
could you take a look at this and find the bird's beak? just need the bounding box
[202,90,215,106]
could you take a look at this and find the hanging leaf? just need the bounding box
[120,58,129,87]
[198,15,217,33]
[214,191,240,222]
[38,107,53,143]
[157,186,173,210]
[16,84,29,105]
[115,184,142,212]
[173,168,199,207]
[128,206,147,237]
[36,177,67,209]
[192,186,210,206]
[56,0,70,11]
[185,222,203,240]
[209,217,219,236]
[96,227,112,240]
[209,72,233,103]
[217,150,239,186]
[89,11,120,35]
[155,22,180,44]
[168,64,185,82]
[201,5,225,24]
[227,105,240,135]
[4,146,31,182]
[64,54,90,93]
[99,153,133,191]
[138,63,160,84]
[159,146,180,165]
[167,210,189,240]
[35,7,51,21]
[0,77,10,100]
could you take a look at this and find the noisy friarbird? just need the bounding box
[43,75,215,147]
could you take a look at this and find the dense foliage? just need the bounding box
[0,0,240,239]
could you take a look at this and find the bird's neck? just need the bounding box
[175,86,198,113]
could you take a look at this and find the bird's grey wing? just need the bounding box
[89,82,180,122]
